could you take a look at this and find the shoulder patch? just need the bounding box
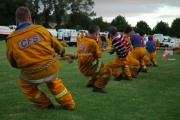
[18,34,41,49]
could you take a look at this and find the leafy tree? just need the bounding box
[110,15,128,32]
[68,12,91,30]
[40,0,54,28]
[53,0,72,29]
[91,17,109,32]
[31,0,41,24]
[67,0,95,30]
[170,17,180,38]
[0,0,30,25]
[153,21,170,36]
[134,21,152,35]
[70,0,95,16]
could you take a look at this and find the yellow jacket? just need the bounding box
[77,37,102,76]
[6,25,63,79]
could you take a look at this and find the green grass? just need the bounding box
[0,40,180,120]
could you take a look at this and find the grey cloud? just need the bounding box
[157,14,180,18]
[93,0,180,17]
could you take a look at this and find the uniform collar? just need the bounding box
[16,22,32,30]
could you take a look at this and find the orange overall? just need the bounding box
[142,55,151,66]
[130,34,147,72]
[6,25,75,109]
[77,37,111,89]
[105,34,132,80]
[123,33,140,77]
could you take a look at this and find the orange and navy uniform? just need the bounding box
[130,34,147,72]
[145,36,158,66]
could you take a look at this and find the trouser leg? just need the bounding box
[122,65,132,80]
[129,57,140,76]
[140,59,147,72]
[88,76,96,86]
[47,77,75,110]
[151,58,158,66]
[18,78,52,108]
[94,66,111,89]
[104,61,122,78]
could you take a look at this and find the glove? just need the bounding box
[59,45,65,57]
[109,50,115,55]
[71,53,78,59]
[65,56,74,64]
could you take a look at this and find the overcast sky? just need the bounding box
[92,0,180,29]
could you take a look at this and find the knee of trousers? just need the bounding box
[98,67,112,81]
[123,66,131,77]
[55,90,75,107]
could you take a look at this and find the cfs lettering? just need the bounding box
[79,43,87,52]
[18,34,41,49]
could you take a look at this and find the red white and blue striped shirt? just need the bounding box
[111,34,130,59]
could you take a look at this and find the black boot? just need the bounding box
[114,74,124,81]
[92,86,106,93]
[137,67,142,74]
[45,104,55,109]
[86,84,94,88]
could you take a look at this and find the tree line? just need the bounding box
[0,0,180,37]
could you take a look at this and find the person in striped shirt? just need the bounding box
[105,26,132,80]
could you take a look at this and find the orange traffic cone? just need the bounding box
[162,53,166,60]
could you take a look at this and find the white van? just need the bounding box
[47,28,57,38]
[57,29,77,46]
[153,34,164,42]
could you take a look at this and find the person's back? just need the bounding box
[6,6,75,109]
[112,34,130,59]
[146,35,156,53]
[130,34,145,47]
[145,35,158,66]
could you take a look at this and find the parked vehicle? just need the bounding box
[160,36,179,49]
[57,29,77,46]
[160,36,171,47]
[168,37,179,49]
[47,28,57,38]
[0,25,16,40]
[153,34,164,42]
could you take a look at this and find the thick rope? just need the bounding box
[24,52,93,75]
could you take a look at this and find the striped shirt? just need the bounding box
[112,34,130,59]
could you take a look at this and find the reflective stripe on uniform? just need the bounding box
[55,88,67,99]
[27,90,41,100]
[94,60,101,73]
[19,73,57,83]
[129,66,139,69]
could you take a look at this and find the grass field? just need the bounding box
[0,40,180,120]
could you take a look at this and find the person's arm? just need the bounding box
[6,40,19,68]
[93,41,102,58]
[50,34,65,57]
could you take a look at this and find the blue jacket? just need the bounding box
[146,39,156,53]
[130,34,145,47]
